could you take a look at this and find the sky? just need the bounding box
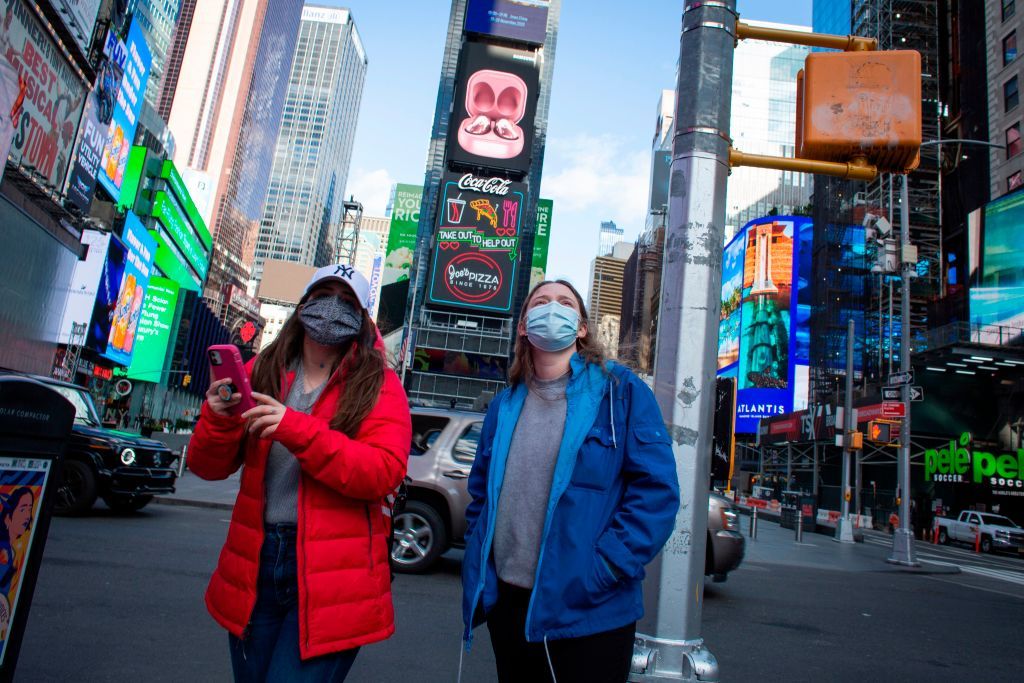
[319,0,813,297]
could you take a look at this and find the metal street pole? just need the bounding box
[836,319,855,543]
[631,2,736,681]
[888,175,918,565]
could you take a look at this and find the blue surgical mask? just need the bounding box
[526,301,580,352]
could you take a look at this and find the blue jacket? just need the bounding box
[461,355,680,643]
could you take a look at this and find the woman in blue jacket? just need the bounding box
[462,279,680,682]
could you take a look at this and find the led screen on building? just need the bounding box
[427,171,525,315]
[464,0,549,46]
[969,189,1024,345]
[447,41,539,175]
[97,19,151,202]
[58,230,111,344]
[126,277,180,382]
[717,216,812,433]
[384,184,423,286]
[102,214,156,367]
[530,198,553,289]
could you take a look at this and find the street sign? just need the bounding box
[881,387,901,401]
[909,386,924,402]
[888,370,914,386]
[881,402,906,418]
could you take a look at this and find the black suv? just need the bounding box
[3,372,179,514]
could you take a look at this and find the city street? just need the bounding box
[15,503,1024,682]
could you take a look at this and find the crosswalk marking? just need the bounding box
[861,533,1024,586]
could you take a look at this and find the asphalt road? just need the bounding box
[13,504,1024,682]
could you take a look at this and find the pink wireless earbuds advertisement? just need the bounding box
[447,41,540,174]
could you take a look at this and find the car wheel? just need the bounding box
[54,460,98,516]
[391,500,447,574]
[938,529,948,545]
[103,494,154,513]
[980,535,992,553]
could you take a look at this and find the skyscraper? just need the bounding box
[252,5,368,284]
[589,241,633,359]
[726,20,812,237]
[133,0,186,113]
[598,220,624,257]
[166,0,304,307]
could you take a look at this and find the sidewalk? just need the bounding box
[154,469,240,510]
[743,515,960,575]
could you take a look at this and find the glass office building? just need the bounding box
[253,6,368,284]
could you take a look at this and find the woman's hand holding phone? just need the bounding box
[206,378,243,416]
[242,393,287,439]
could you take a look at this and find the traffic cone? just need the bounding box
[932,523,939,545]
[974,532,981,553]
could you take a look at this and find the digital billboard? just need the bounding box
[42,1,102,55]
[86,233,128,355]
[58,230,111,344]
[412,347,508,381]
[384,184,423,286]
[447,41,539,174]
[464,0,549,46]
[530,198,553,289]
[97,19,151,202]
[2,0,88,190]
[66,58,121,213]
[717,216,812,433]
[126,277,179,382]
[969,189,1024,345]
[427,171,525,315]
[103,214,156,366]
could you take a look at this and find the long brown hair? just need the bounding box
[508,279,606,386]
[250,292,385,437]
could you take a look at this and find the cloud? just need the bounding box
[539,134,651,299]
[347,168,396,217]
[541,134,649,226]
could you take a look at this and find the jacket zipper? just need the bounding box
[365,504,375,569]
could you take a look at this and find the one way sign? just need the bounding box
[882,386,924,402]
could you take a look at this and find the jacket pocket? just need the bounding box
[564,550,621,610]
[569,427,619,491]
[633,424,672,447]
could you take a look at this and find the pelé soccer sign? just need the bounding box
[924,433,1024,490]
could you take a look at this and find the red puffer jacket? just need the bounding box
[187,359,411,659]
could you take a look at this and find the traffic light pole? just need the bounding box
[888,175,918,566]
[836,319,856,543]
[630,2,735,681]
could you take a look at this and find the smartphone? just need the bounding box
[207,344,256,416]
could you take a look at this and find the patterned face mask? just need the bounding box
[298,295,363,346]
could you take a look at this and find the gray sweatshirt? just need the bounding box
[493,372,569,589]
[264,363,327,524]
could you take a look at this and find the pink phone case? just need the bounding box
[207,344,256,416]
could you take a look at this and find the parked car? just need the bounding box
[392,408,746,580]
[1,372,179,515]
[937,510,1024,553]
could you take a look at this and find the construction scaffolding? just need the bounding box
[853,0,942,370]
[332,199,363,267]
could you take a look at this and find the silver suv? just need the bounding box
[391,408,484,573]
[392,408,745,582]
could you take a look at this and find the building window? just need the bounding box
[1006,32,1018,65]
[1009,171,1023,193]
[1005,0,1016,21]
[1008,123,1023,158]
[1005,76,1020,111]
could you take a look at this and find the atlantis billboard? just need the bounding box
[969,189,1024,345]
[717,216,812,433]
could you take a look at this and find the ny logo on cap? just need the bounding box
[334,265,354,278]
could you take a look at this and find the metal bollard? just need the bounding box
[795,508,803,543]
[750,507,758,539]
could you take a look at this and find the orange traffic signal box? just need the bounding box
[797,50,922,172]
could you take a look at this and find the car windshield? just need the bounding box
[49,385,100,427]
[980,514,1020,528]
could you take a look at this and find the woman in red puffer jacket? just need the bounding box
[188,265,411,682]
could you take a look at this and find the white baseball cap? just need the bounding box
[304,264,371,310]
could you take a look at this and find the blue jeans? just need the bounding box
[228,524,359,682]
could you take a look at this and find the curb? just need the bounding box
[871,564,962,576]
[153,496,234,511]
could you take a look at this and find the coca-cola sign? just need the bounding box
[428,171,525,315]
[457,173,511,196]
